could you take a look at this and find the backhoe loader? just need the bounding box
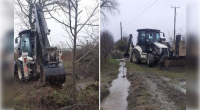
[124,29,186,69]
[15,3,66,84]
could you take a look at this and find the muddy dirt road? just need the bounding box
[126,60,186,110]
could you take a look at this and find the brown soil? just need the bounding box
[127,70,186,110]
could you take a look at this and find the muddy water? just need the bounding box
[175,81,186,93]
[101,60,130,110]
[161,77,186,94]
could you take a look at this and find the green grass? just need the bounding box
[126,60,186,80]
[126,61,145,72]
[14,80,74,110]
[101,58,120,83]
[148,67,186,80]
[109,58,119,64]
[14,79,99,110]
[100,58,120,102]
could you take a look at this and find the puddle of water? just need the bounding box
[101,60,131,110]
[176,81,186,93]
[170,80,186,94]
[161,76,186,94]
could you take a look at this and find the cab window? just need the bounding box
[20,33,32,56]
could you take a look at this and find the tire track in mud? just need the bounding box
[126,64,186,110]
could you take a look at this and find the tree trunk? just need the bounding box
[72,0,78,106]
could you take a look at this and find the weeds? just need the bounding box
[14,43,99,110]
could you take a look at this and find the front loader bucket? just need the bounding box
[44,63,66,84]
[163,56,186,67]
[124,53,130,57]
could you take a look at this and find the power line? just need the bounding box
[129,0,150,17]
[124,0,159,28]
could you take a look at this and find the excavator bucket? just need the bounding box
[124,34,133,58]
[163,56,186,67]
[44,63,66,84]
[124,53,130,57]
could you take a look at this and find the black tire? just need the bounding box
[154,60,159,64]
[147,54,154,67]
[17,61,25,81]
[132,50,141,64]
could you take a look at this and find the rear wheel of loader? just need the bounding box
[132,50,141,64]
[17,62,24,81]
[147,54,154,67]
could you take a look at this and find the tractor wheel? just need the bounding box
[132,50,141,64]
[147,54,154,67]
[17,62,25,81]
[154,60,159,64]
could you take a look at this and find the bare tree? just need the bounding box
[101,30,114,64]
[46,0,99,105]
[168,29,186,46]
[14,0,59,30]
[100,0,119,22]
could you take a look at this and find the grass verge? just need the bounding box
[126,61,186,80]
[100,58,120,102]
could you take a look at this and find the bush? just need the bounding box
[61,43,99,81]
[115,36,128,51]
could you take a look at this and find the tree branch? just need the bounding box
[75,43,99,63]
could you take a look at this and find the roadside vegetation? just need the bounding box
[14,43,99,110]
[100,0,121,103]
[126,61,186,80]
[100,58,119,102]
[100,30,129,102]
[101,58,119,84]
[115,36,128,52]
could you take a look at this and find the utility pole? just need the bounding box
[171,5,180,42]
[120,22,122,41]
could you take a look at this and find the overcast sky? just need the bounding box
[101,0,186,45]
[10,0,200,44]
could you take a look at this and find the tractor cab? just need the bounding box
[15,30,34,57]
[137,29,165,53]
